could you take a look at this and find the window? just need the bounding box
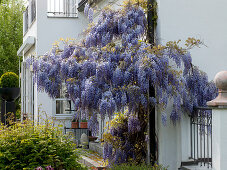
[56,99,72,114]
[31,0,36,23]
[47,0,78,18]
[24,7,28,33]
[54,83,74,115]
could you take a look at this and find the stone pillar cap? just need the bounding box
[207,71,227,106]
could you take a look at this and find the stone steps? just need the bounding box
[79,155,106,169]
[89,142,103,156]
[78,147,106,170]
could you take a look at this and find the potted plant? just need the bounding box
[0,72,20,124]
[0,72,20,101]
[71,114,79,129]
[88,136,98,142]
[80,119,88,129]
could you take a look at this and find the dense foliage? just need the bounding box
[0,72,19,88]
[103,111,146,165]
[0,0,24,76]
[0,120,85,169]
[26,0,217,165]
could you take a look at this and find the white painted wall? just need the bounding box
[212,108,227,170]
[156,0,227,168]
[157,101,182,170]
[157,0,227,80]
[36,0,88,56]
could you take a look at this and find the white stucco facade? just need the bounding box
[157,0,227,80]
[157,0,227,169]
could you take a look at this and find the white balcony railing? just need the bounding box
[47,0,78,18]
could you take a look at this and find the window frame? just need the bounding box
[53,98,74,118]
[47,0,78,18]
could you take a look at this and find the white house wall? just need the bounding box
[36,0,88,56]
[156,0,227,169]
[157,0,227,80]
[36,92,54,122]
[156,100,182,170]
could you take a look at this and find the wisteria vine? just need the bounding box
[26,1,217,164]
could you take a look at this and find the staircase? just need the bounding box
[180,160,212,170]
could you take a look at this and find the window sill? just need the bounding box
[54,115,72,120]
[47,15,78,18]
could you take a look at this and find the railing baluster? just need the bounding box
[200,112,202,166]
[190,107,212,168]
[194,116,196,160]
[190,116,192,159]
[204,112,205,166]
[207,112,209,168]
[197,112,199,160]
[210,110,212,168]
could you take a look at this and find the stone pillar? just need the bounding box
[207,71,227,170]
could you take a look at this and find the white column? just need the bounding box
[211,108,227,170]
[207,71,227,170]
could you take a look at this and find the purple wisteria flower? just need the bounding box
[88,7,94,23]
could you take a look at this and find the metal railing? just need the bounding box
[190,107,212,168]
[47,0,78,18]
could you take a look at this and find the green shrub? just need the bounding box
[0,72,19,88]
[0,120,86,169]
[111,163,167,170]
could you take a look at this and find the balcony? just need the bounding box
[47,0,78,18]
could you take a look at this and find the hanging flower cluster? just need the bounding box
[27,2,217,135]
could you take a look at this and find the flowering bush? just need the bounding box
[0,120,86,169]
